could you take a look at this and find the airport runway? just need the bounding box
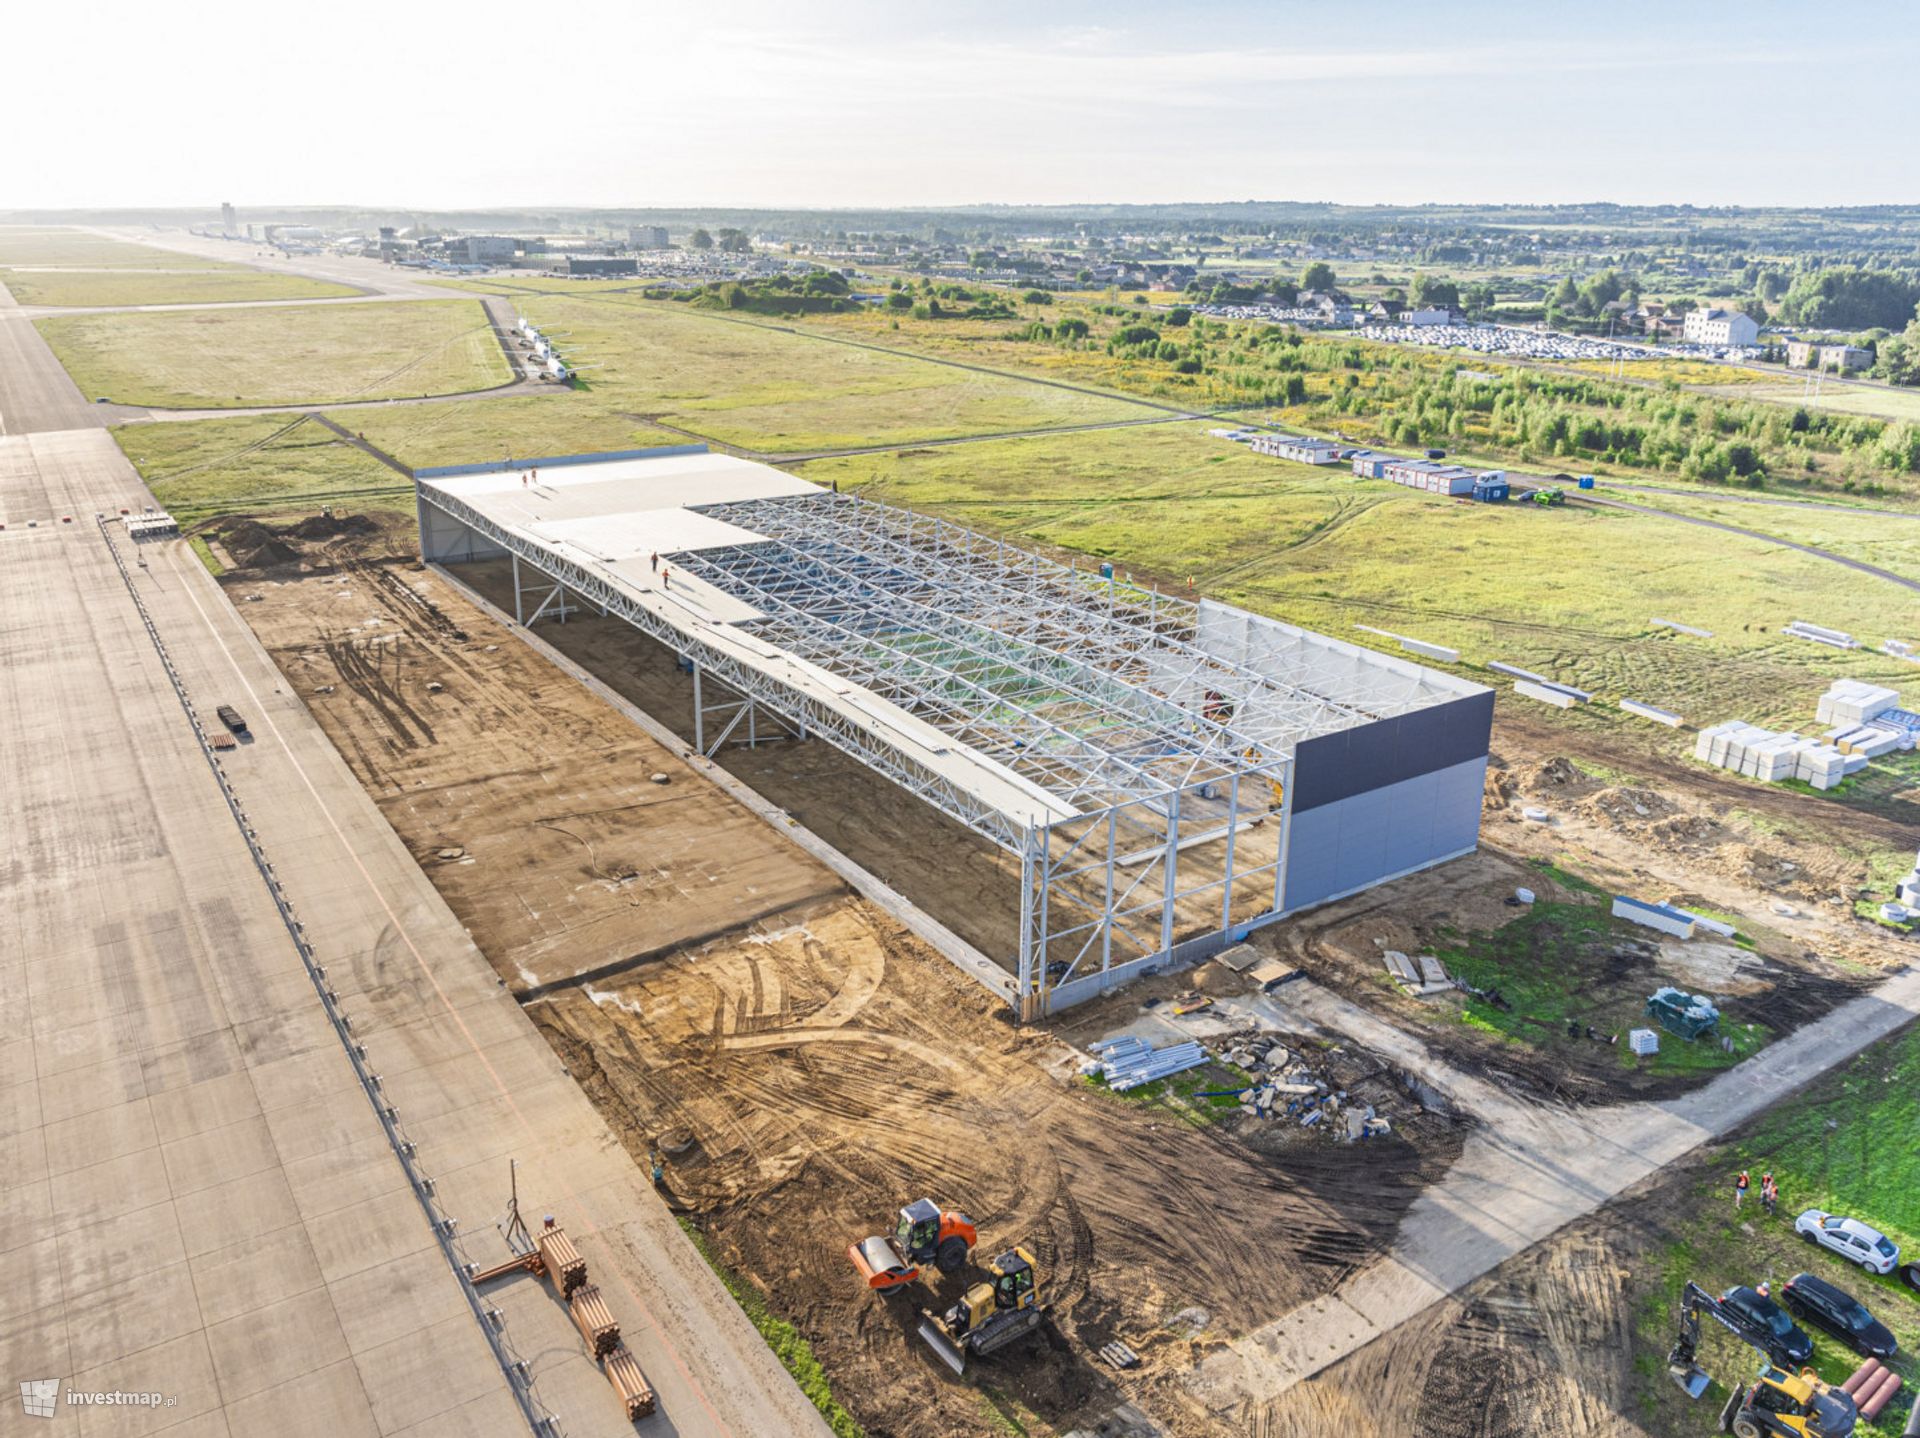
[100,227,459,301]
[0,450,828,1428]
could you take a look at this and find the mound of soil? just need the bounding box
[218,519,300,570]
[1524,755,1584,791]
[283,512,380,541]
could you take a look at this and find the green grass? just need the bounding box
[676,1218,864,1438]
[186,535,225,576]
[0,267,357,307]
[1857,848,1919,929]
[1706,380,1920,425]
[1430,879,1768,1076]
[1634,1022,1920,1434]
[324,394,685,470]
[1615,489,1920,582]
[1567,756,1648,787]
[112,414,410,522]
[0,226,241,269]
[442,290,1151,453]
[37,299,511,408]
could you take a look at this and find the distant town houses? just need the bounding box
[1786,339,1872,372]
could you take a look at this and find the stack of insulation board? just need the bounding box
[1829,725,1909,758]
[1613,896,1696,939]
[1693,721,1865,790]
[1784,620,1859,649]
[1816,679,1902,727]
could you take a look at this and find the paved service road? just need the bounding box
[1,427,830,1436]
[1183,966,1920,1418]
[0,281,108,434]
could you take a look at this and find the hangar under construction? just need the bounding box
[416,447,1492,1018]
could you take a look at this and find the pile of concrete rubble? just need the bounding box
[1215,1034,1393,1141]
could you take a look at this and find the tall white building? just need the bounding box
[1682,307,1760,347]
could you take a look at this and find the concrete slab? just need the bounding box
[1,425,830,1434]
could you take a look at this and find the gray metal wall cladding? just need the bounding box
[1282,692,1493,911]
[1283,755,1488,911]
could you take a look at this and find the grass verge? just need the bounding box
[676,1217,865,1438]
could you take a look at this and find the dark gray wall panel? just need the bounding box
[1290,689,1494,814]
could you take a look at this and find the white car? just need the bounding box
[1796,1210,1901,1274]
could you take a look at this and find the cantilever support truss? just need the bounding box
[511,553,579,626]
[690,661,803,757]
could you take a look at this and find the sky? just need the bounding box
[13,0,1920,212]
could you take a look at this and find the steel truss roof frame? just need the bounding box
[693,494,1438,775]
[420,486,1035,851]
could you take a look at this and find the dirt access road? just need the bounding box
[217,512,1469,1438]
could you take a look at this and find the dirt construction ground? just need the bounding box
[214,511,1468,1438]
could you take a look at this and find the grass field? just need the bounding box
[1431,869,1767,1078]
[112,414,409,521]
[38,299,511,408]
[1610,489,1920,589]
[0,267,357,307]
[1633,1021,1920,1435]
[798,422,1920,729]
[493,293,1152,452]
[1704,380,1920,425]
[324,395,684,470]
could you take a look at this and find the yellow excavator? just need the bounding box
[917,1247,1048,1376]
[1667,1283,1857,1436]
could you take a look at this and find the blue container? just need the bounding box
[1578,475,1595,489]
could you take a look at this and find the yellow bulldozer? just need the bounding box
[917,1247,1048,1376]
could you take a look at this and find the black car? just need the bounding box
[1780,1272,1897,1360]
[1718,1285,1815,1367]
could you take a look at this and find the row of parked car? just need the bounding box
[1717,1274,1897,1366]
[1713,1209,1906,1369]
